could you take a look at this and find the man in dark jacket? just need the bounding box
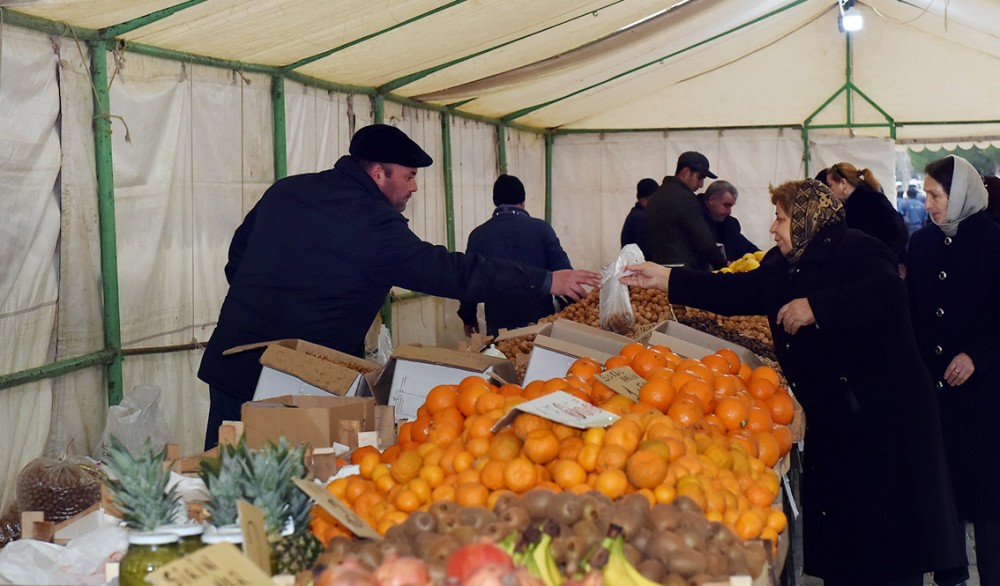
[457,175,572,337]
[198,124,599,448]
[699,179,759,262]
[619,177,659,257]
[644,151,727,270]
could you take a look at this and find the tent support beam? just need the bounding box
[544,133,554,223]
[0,351,118,392]
[100,0,209,39]
[497,125,508,174]
[91,41,125,406]
[442,113,457,251]
[272,76,287,180]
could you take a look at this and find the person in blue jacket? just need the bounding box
[457,174,573,337]
[198,125,599,449]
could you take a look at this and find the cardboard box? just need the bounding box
[372,344,517,421]
[224,339,381,400]
[506,319,633,385]
[644,320,763,369]
[241,394,375,449]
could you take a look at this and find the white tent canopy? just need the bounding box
[1,0,997,508]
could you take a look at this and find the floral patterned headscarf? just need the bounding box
[785,179,845,264]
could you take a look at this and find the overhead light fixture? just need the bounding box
[838,0,864,32]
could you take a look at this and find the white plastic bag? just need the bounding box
[599,244,646,335]
[98,384,171,457]
[376,324,393,366]
[0,524,128,585]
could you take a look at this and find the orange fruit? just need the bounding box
[567,357,602,382]
[497,383,524,397]
[594,469,628,500]
[344,477,371,505]
[595,444,630,472]
[523,429,561,465]
[393,488,421,513]
[511,412,552,440]
[604,355,631,370]
[455,482,490,507]
[397,422,413,445]
[619,342,646,362]
[677,358,716,385]
[766,391,795,425]
[409,416,433,443]
[745,481,777,508]
[728,429,759,458]
[600,394,634,417]
[678,379,714,413]
[638,377,675,412]
[379,444,401,464]
[603,418,642,453]
[458,384,490,417]
[632,349,669,378]
[771,424,793,457]
[552,459,588,490]
[502,457,539,493]
[522,380,546,400]
[425,384,459,415]
[488,432,523,462]
[475,392,506,415]
[714,348,742,375]
[589,379,616,404]
[714,396,749,431]
[738,363,753,382]
[481,459,508,490]
[390,451,423,483]
[351,445,381,465]
[756,431,781,467]
[558,436,586,461]
[747,378,776,402]
[751,366,781,389]
[745,406,774,434]
[576,444,600,472]
[667,397,704,427]
[358,452,382,479]
[700,353,730,375]
[734,510,766,540]
[625,450,669,489]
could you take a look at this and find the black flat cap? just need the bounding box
[677,151,717,179]
[349,124,433,168]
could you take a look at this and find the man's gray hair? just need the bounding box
[704,180,738,200]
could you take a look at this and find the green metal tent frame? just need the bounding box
[2,3,999,403]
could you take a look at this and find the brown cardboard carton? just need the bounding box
[224,339,381,400]
[515,319,633,384]
[372,344,517,421]
[644,320,763,368]
[241,394,375,449]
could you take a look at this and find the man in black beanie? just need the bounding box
[457,174,574,337]
[199,127,598,448]
[620,177,658,257]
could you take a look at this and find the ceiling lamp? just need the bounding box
[839,0,864,32]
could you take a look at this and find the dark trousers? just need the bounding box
[823,574,923,586]
[935,518,1000,586]
[204,386,245,450]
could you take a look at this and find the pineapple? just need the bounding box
[100,436,182,531]
[201,438,322,574]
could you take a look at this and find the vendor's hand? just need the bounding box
[619,262,671,292]
[551,269,600,300]
[776,298,815,334]
[945,352,975,387]
[463,323,479,337]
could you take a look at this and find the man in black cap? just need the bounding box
[644,151,727,270]
[620,177,658,257]
[198,124,599,448]
[457,174,574,337]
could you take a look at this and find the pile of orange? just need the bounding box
[314,343,793,546]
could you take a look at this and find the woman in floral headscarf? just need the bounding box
[906,155,1000,586]
[622,179,966,585]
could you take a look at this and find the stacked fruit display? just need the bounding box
[716,251,766,274]
[311,489,772,586]
[313,342,792,558]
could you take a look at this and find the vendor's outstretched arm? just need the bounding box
[618,262,672,293]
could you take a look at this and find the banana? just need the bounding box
[531,533,564,586]
[604,536,660,586]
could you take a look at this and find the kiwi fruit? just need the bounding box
[519,487,555,521]
[635,558,665,582]
[500,505,531,531]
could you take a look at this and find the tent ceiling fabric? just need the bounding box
[9,0,1000,134]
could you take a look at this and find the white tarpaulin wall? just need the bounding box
[2,0,999,509]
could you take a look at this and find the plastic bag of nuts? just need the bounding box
[15,455,103,523]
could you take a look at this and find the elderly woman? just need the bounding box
[906,156,1000,586]
[826,161,908,264]
[622,179,966,585]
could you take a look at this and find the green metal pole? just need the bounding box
[374,94,385,124]
[845,33,853,124]
[497,124,508,174]
[802,126,811,178]
[91,40,124,405]
[272,75,287,180]
[442,112,456,251]
[0,350,117,392]
[544,133,553,223]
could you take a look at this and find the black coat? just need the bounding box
[671,223,966,583]
[906,212,1000,520]
[620,203,650,257]
[456,208,572,336]
[199,156,551,402]
[699,203,759,262]
[843,183,909,263]
[644,177,727,270]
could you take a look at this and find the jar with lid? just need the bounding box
[119,531,181,586]
[201,525,244,547]
[159,523,205,556]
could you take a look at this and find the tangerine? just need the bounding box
[604,355,631,370]
[751,366,781,389]
[567,357,602,382]
[667,397,704,427]
[552,459,588,490]
[714,348,742,375]
[523,429,560,464]
[766,391,795,425]
[700,353,730,375]
[425,385,459,414]
[458,384,490,417]
[632,349,669,378]
[502,457,539,493]
[747,377,776,402]
[512,412,552,440]
[390,451,423,483]
[678,379,714,413]
[638,377,676,412]
[594,469,628,499]
[488,432,523,462]
[625,450,669,489]
[755,431,781,467]
[351,445,381,466]
[455,482,490,507]
[619,342,646,361]
[475,392,506,415]
[714,396,749,431]
[771,424,794,457]
[745,406,774,434]
[595,444,630,472]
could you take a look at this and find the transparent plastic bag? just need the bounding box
[376,324,393,366]
[0,524,128,585]
[0,503,20,549]
[599,244,646,335]
[15,455,102,524]
[98,384,171,457]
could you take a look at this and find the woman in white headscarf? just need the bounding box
[907,155,1000,586]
